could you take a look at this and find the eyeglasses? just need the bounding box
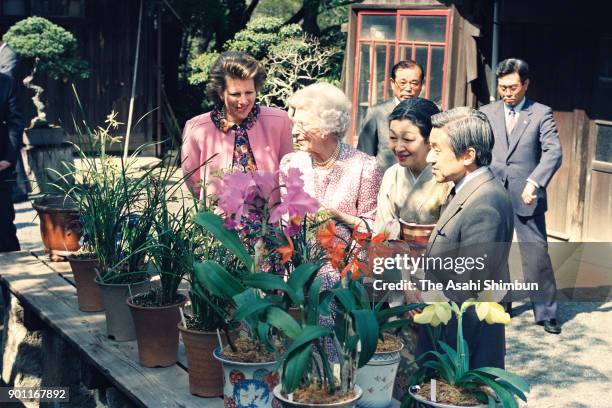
[393,80,422,90]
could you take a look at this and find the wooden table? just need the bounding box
[0,250,223,408]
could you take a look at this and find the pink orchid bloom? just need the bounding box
[269,186,319,223]
[252,171,277,200]
[218,172,256,218]
[285,168,306,189]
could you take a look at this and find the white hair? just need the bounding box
[287,82,351,139]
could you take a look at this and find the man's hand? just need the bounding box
[521,182,537,205]
[0,160,12,172]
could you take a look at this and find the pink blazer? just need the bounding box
[181,106,293,202]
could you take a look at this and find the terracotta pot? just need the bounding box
[95,277,149,341]
[356,344,403,408]
[127,294,186,367]
[214,347,279,408]
[67,256,103,312]
[273,384,363,408]
[407,386,489,408]
[32,196,82,261]
[178,325,224,397]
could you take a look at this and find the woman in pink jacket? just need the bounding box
[181,51,293,201]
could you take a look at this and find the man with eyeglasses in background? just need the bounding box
[357,60,424,172]
[480,58,563,335]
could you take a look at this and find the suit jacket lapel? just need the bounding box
[426,169,495,253]
[491,101,508,149]
[507,99,532,158]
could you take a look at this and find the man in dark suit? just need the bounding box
[0,41,19,78]
[480,58,563,334]
[357,60,424,172]
[0,72,24,252]
[416,107,514,369]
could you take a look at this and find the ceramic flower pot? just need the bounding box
[408,386,490,408]
[356,344,403,408]
[213,347,279,408]
[127,294,186,367]
[95,277,149,341]
[179,325,225,397]
[32,196,81,261]
[273,384,363,408]
[67,256,103,312]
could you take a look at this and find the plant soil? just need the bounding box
[375,332,402,353]
[289,382,357,404]
[417,380,480,406]
[131,288,183,307]
[221,337,276,363]
[67,251,96,260]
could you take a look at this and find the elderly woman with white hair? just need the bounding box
[280,82,382,287]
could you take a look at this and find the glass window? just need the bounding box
[360,15,395,41]
[429,46,446,105]
[595,124,612,163]
[400,16,446,43]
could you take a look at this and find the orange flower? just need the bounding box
[371,232,389,243]
[351,225,371,246]
[276,235,294,265]
[326,242,347,269]
[342,258,367,280]
[317,220,337,249]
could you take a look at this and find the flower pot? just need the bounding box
[127,294,186,367]
[273,384,363,408]
[67,256,103,312]
[213,346,279,408]
[408,386,489,408]
[32,196,81,261]
[95,277,149,341]
[356,344,403,408]
[178,325,225,397]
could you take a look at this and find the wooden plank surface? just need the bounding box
[0,250,222,408]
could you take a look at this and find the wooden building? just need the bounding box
[0,0,163,153]
[343,0,612,242]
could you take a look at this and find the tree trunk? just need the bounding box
[22,58,47,128]
[302,0,321,37]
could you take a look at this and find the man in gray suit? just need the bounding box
[480,58,562,334]
[416,107,514,369]
[357,60,423,172]
[0,40,19,78]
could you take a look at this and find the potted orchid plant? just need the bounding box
[404,299,529,408]
[192,168,320,408]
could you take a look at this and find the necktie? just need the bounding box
[441,187,456,214]
[506,107,517,136]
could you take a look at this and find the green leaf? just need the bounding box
[267,307,302,339]
[332,288,357,313]
[471,367,530,393]
[194,260,245,300]
[306,277,322,325]
[194,212,253,270]
[349,280,370,309]
[377,304,425,323]
[462,372,518,408]
[275,325,332,371]
[287,262,322,305]
[352,309,380,367]
[438,341,460,371]
[233,297,273,321]
[242,273,300,305]
[282,343,311,393]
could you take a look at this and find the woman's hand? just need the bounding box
[327,208,365,229]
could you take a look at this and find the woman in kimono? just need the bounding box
[374,97,449,236]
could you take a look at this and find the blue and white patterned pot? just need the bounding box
[356,344,403,408]
[213,347,279,408]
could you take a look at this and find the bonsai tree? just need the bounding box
[3,16,89,128]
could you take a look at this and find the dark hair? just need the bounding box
[431,107,494,167]
[206,51,266,106]
[496,58,530,83]
[388,97,440,142]
[391,59,424,82]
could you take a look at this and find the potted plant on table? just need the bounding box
[4,16,89,197]
[193,169,321,408]
[404,300,529,408]
[127,167,195,367]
